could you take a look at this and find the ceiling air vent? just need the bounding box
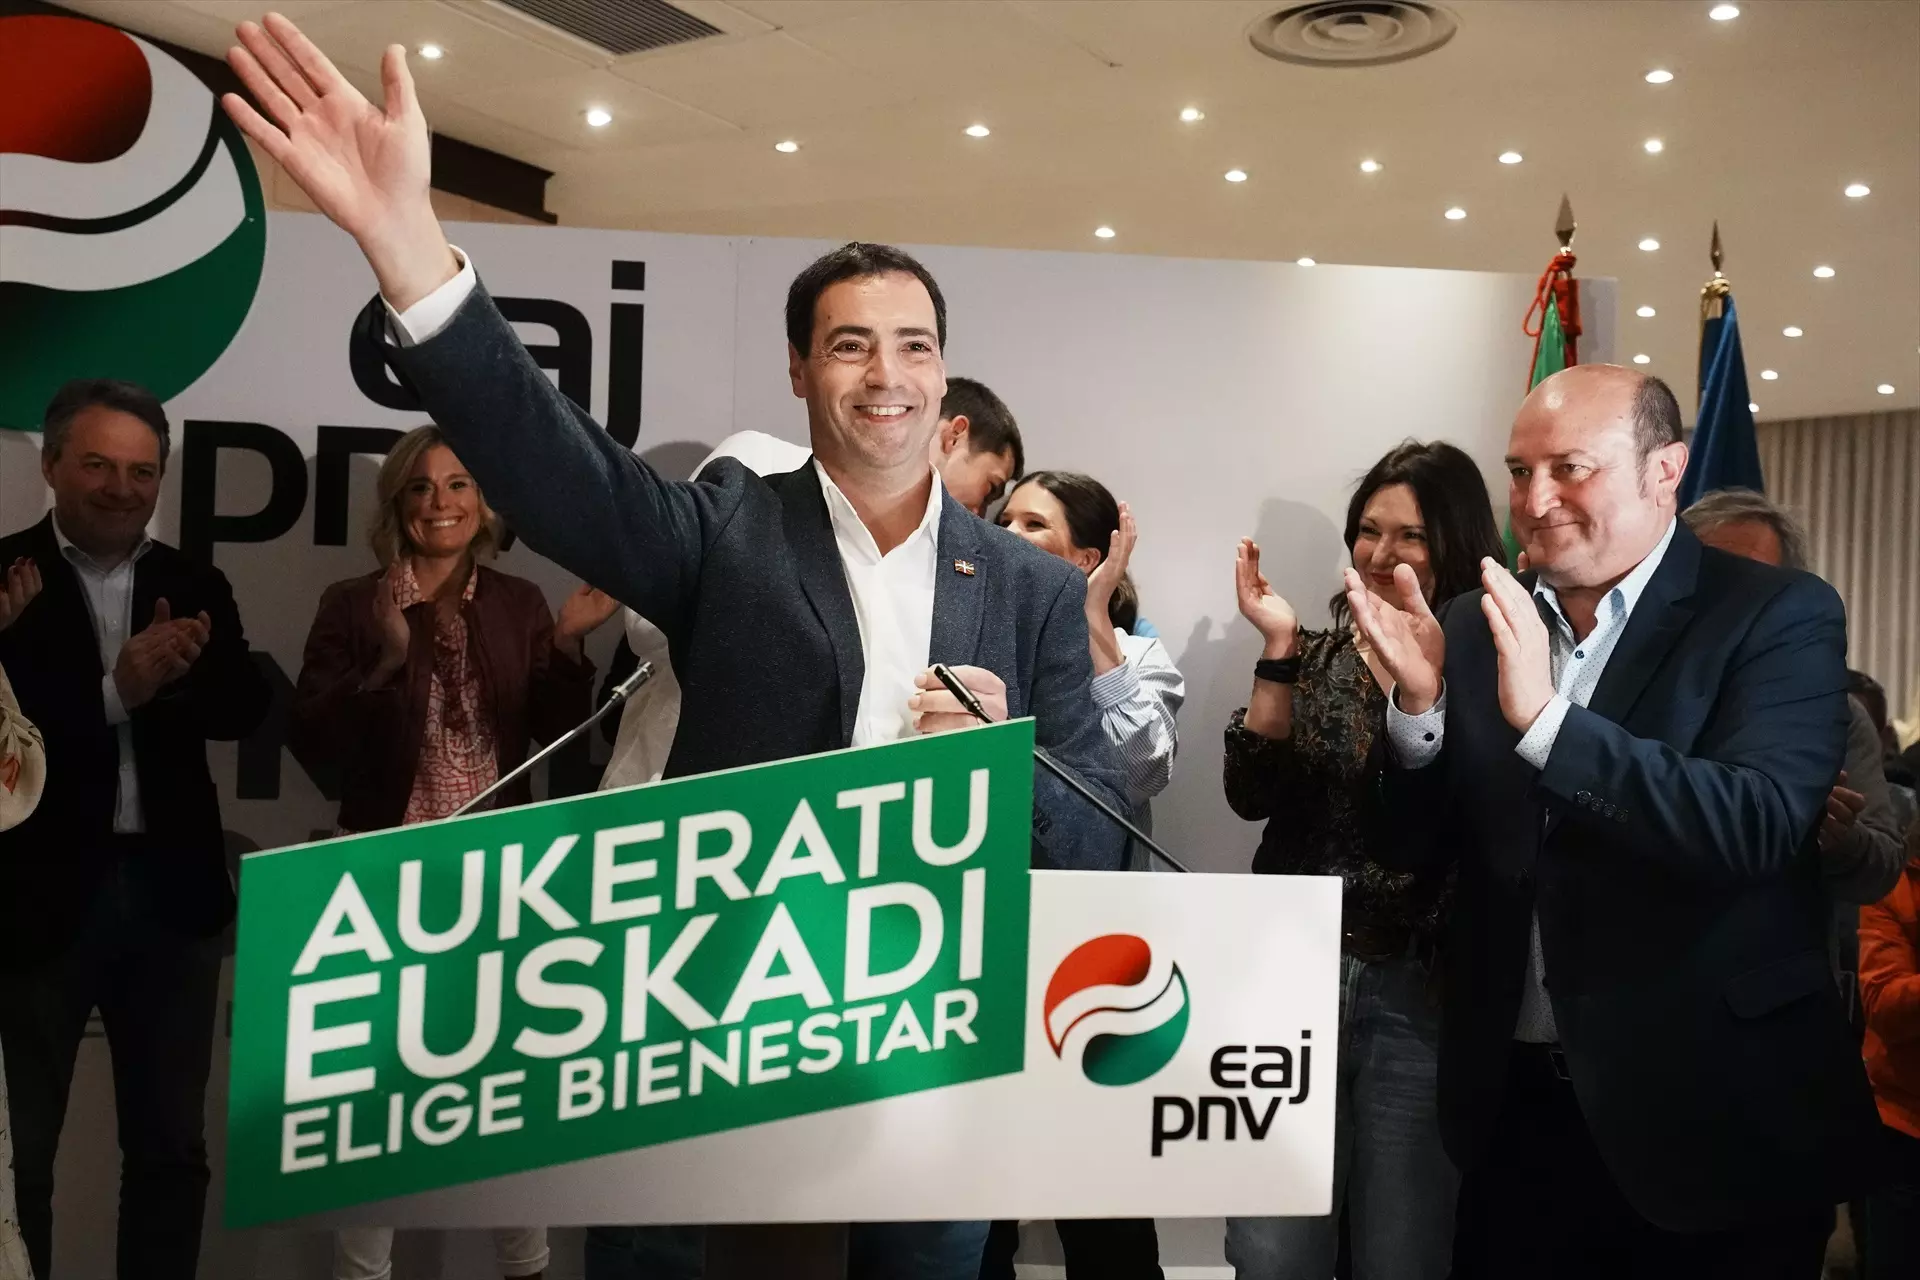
[493,0,723,56]
[1248,1,1459,67]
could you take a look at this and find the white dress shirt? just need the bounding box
[388,257,947,757]
[1386,519,1678,1042]
[52,514,153,833]
[1091,629,1184,813]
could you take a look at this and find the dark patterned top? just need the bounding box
[1223,626,1451,941]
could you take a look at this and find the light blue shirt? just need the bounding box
[1387,519,1678,1041]
[52,514,153,834]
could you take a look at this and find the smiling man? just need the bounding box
[0,379,270,1280]
[1347,365,1879,1278]
[219,14,1125,1279]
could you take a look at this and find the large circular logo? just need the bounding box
[1044,934,1190,1087]
[0,14,266,431]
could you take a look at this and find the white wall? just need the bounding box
[0,215,1611,1276]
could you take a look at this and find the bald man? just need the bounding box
[1350,366,1878,1278]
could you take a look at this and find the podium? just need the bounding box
[224,721,1340,1245]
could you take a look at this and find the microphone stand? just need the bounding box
[930,663,1192,874]
[451,661,656,818]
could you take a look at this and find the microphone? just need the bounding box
[930,662,1192,874]
[451,661,656,818]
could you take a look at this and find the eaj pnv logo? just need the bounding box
[0,14,266,431]
[1045,934,1189,1087]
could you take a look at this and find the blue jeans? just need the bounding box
[582,1221,989,1280]
[1225,949,1457,1280]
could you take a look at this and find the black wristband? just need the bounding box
[1254,656,1301,685]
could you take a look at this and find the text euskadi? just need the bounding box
[273,774,994,1174]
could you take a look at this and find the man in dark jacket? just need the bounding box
[0,379,270,1279]
[1352,366,1878,1279]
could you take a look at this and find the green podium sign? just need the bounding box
[226,720,1036,1226]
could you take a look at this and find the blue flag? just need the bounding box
[1679,292,1765,506]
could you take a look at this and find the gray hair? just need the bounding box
[1681,487,1809,571]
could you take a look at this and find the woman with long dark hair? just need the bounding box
[983,469,1182,1280]
[1222,441,1502,1280]
[998,470,1183,858]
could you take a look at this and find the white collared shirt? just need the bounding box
[815,460,944,748]
[387,256,947,752]
[1386,519,1679,1042]
[52,514,154,833]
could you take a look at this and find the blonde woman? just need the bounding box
[2,555,47,1280]
[292,427,616,1280]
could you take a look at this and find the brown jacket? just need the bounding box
[292,565,593,832]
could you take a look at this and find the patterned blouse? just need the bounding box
[1223,626,1451,941]
[397,561,499,826]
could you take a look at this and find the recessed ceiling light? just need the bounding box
[1444,206,1467,220]
[1296,257,1316,267]
[1710,3,1740,20]
[1845,182,1871,198]
[964,124,991,138]
[1749,401,1760,413]
[1782,326,1803,338]
[1359,158,1382,174]
[1636,305,1657,318]
[1760,369,1779,380]
[1639,237,1661,251]
[1813,265,1836,278]
[1498,151,1523,165]
[1224,169,1248,183]
[1644,138,1665,154]
[585,107,612,128]
[1633,354,1651,365]
[1646,68,1674,84]
[1180,107,1205,123]
[1094,226,1116,239]
[774,140,800,153]
[417,43,444,60]
[1879,384,1897,395]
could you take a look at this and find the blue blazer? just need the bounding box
[1369,521,1879,1231]
[366,287,1128,871]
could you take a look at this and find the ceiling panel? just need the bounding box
[39,0,1920,420]
[452,66,738,151]
[608,30,904,127]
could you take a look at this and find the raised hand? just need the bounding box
[222,14,457,309]
[556,585,620,652]
[1086,503,1137,620]
[1343,563,1444,712]
[1234,538,1298,656]
[113,598,211,711]
[0,558,42,632]
[1818,772,1867,855]
[1478,557,1555,732]
[369,561,413,679]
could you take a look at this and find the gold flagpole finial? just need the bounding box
[1555,194,1576,251]
[1702,222,1729,324]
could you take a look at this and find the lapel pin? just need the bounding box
[953,559,977,576]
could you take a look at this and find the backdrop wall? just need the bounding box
[0,212,1613,1277]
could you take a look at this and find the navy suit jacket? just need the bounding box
[1369,521,1879,1231]
[368,287,1128,870]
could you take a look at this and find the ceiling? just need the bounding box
[58,0,1920,422]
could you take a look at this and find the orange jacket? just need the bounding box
[1859,823,1920,1138]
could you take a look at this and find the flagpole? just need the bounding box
[1700,222,1732,408]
